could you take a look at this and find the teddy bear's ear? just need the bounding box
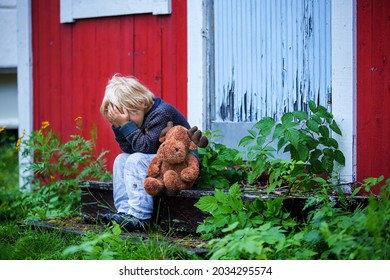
[188,126,209,148]
[159,121,174,142]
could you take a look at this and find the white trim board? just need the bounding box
[60,0,171,23]
[17,0,33,189]
[331,0,356,182]
[187,0,205,130]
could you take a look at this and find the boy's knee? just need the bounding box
[125,152,152,172]
[114,153,130,168]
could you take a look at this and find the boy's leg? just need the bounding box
[112,153,131,214]
[124,152,156,220]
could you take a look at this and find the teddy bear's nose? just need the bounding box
[175,147,179,152]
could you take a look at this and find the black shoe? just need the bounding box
[99,213,117,225]
[99,212,150,232]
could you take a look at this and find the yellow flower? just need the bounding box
[41,121,50,130]
[16,129,26,151]
[0,126,6,133]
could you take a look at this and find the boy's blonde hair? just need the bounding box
[100,74,155,116]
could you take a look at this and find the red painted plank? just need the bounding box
[357,0,390,193]
[161,0,187,116]
[133,14,162,96]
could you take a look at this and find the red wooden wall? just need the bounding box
[32,0,187,171]
[357,0,390,192]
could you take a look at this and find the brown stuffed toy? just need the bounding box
[144,121,208,196]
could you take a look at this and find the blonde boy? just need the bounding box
[99,74,191,231]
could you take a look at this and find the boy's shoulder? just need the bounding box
[151,98,178,113]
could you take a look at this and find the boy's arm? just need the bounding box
[114,112,170,154]
[112,126,134,153]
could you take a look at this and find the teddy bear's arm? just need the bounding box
[180,154,200,183]
[147,156,162,178]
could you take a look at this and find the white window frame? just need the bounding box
[60,0,171,23]
[187,0,356,182]
[17,0,33,189]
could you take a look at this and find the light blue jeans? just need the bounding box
[113,153,156,220]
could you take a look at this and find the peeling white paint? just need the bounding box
[214,0,332,122]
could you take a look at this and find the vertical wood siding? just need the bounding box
[32,0,187,171]
[213,0,331,122]
[357,0,390,190]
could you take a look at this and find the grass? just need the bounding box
[0,221,201,260]
[0,223,83,260]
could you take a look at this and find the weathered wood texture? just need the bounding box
[31,0,187,172]
[357,0,390,191]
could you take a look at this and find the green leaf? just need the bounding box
[285,128,300,149]
[239,135,254,147]
[281,112,294,124]
[351,187,362,196]
[296,143,309,161]
[228,196,243,212]
[248,129,257,138]
[210,159,228,171]
[329,120,342,135]
[328,138,339,149]
[214,188,228,203]
[319,125,330,139]
[229,182,242,198]
[311,114,322,124]
[321,156,334,173]
[305,137,319,150]
[308,100,317,113]
[277,137,286,152]
[272,123,284,140]
[292,110,308,120]
[312,177,327,184]
[306,119,320,133]
[194,196,218,213]
[316,106,330,118]
[254,117,276,136]
[334,150,345,166]
[212,215,230,228]
[256,136,266,147]
[221,221,239,233]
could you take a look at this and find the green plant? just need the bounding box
[18,118,112,220]
[195,183,297,240]
[303,178,390,259]
[239,100,345,190]
[197,130,245,189]
[0,127,19,190]
[194,176,390,260]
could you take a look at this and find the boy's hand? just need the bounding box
[106,103,130,127]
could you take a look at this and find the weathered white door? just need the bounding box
[209,0,332,149]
